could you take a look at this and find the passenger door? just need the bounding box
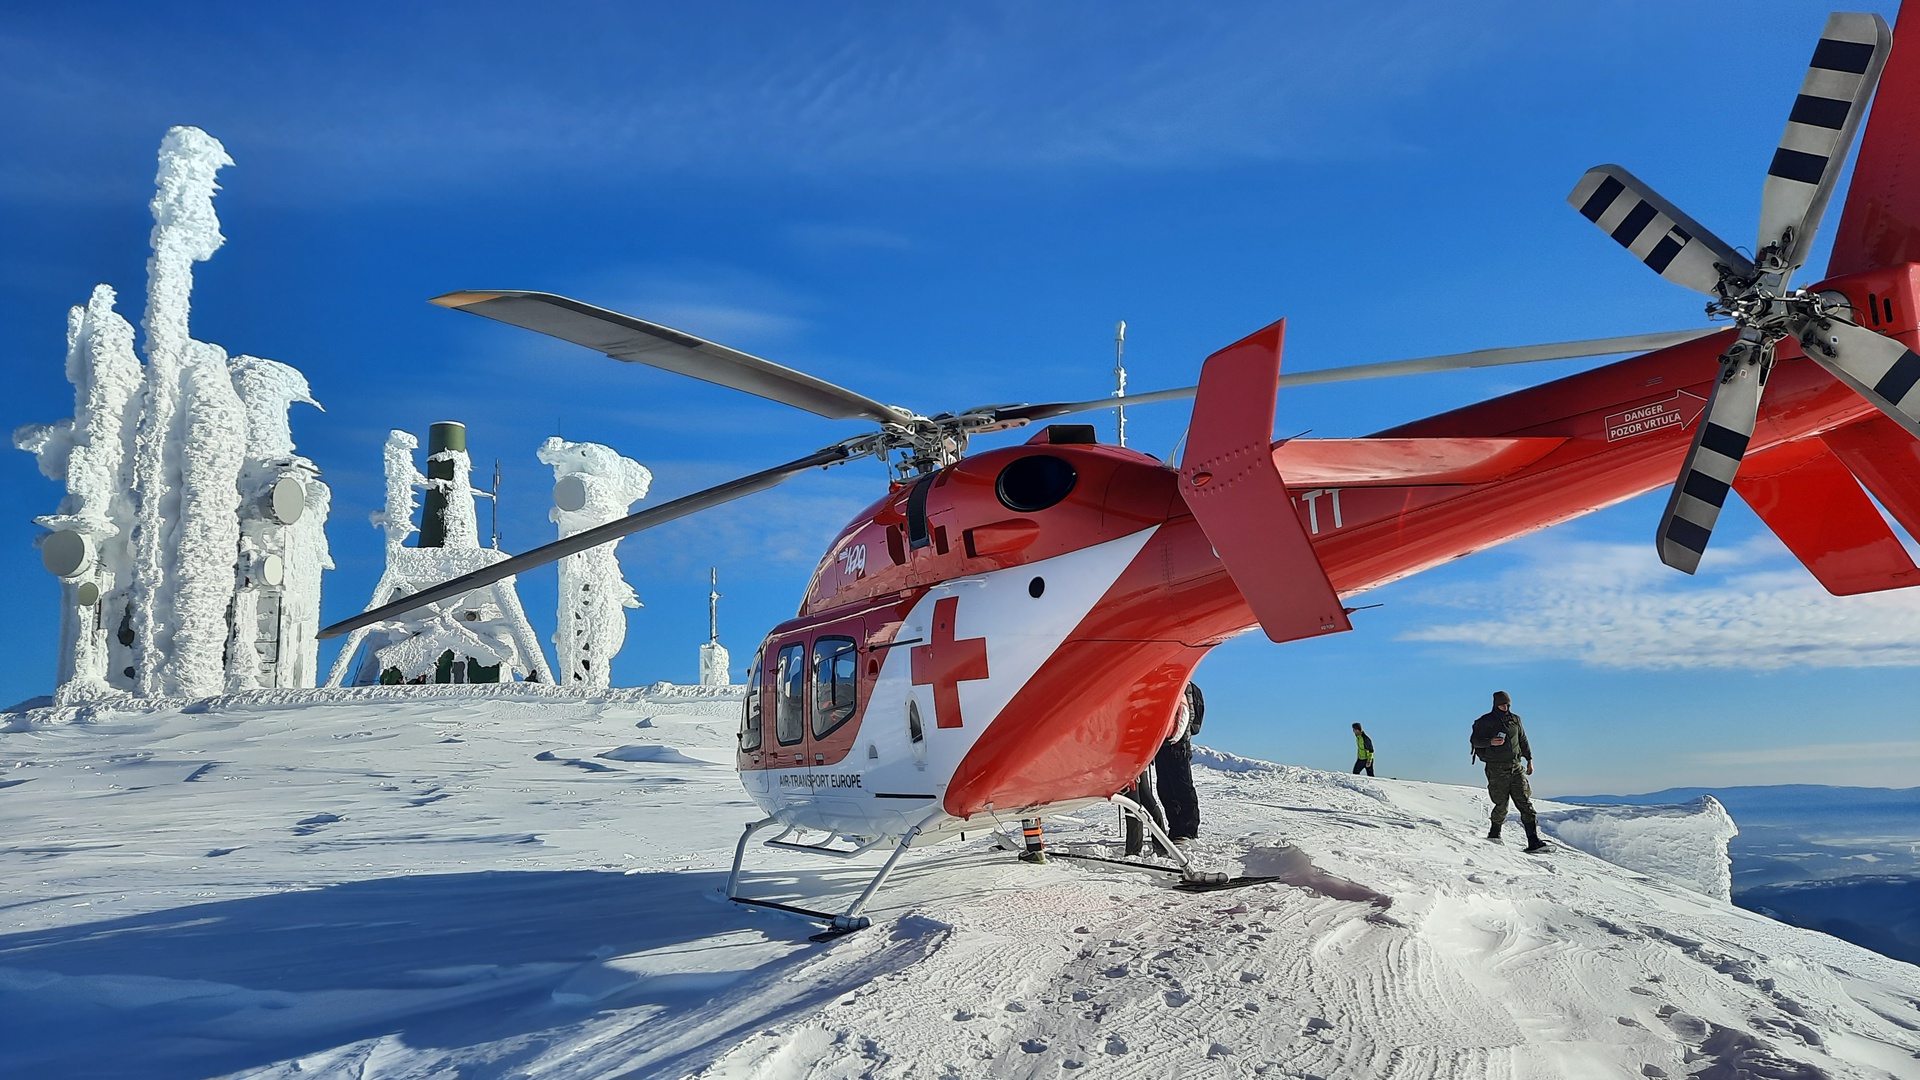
[770,639,812,778]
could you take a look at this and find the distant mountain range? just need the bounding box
[1562,785,1920,966]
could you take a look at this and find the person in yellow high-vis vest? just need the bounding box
[1351,722,1375,777]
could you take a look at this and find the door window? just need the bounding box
[774,643,807,745]
[812,636,859,738]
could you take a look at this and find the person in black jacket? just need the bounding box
[1126,682,1205,853]
[1470,690,1546,853]
[1155,682,1203,844]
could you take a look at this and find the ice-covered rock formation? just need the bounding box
[328,427,551,687]
[14,127,332,701]
[539,437,652,688]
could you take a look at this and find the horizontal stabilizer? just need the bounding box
[1273,437,1566,488]
[1733,436,1920,596]
[1821,413,1920,538]
[1179,320,1351,644]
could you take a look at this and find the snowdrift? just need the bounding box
[2,691,1917,1079]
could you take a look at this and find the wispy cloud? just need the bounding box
[1400,534,1920,670]
[0,1,1530,202]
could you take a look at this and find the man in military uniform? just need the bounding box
[1470,691,1546,853]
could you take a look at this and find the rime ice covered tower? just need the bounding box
[329,423,552,686]
[700,567,731,686]
[539,437,652,688]
[14,127,333,701]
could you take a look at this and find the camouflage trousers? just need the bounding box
[1485,764,1536,828]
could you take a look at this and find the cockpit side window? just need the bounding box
[811,636,859,738]
[739,650,763,751]
[774,643,807,745]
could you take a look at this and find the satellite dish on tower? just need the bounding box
[41,530,92,579]
[553,474,590,512]
[266,476,306,525]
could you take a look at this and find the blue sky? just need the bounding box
[3,0,1915,796]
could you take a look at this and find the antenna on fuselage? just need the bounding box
[1113,320,1127,447]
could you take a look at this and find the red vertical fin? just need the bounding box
[1733,437,1920,595]
[1829,2,1920,276]
[1178,320,1351,643]
[1821,412,1920,536]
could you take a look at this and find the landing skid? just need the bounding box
[1044,795,1280,892]
[725,812,936,938]
[1047,849,1284,892]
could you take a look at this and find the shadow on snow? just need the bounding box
[0,869,831,1079]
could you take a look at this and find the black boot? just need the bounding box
[1486,820,1502,842]
[1523,821,1548,854]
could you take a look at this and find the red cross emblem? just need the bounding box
[909,596,990,729]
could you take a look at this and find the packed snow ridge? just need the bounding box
[2,692,1916,1079]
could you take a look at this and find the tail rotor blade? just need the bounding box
[1799,317,1920,439]
[1569,166,1754,295]
[1656,339,1768,573]
[1758,12,1890,269]
[317,444,853,641]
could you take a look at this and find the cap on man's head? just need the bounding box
[1492,690,1511,706]
[1352,722,1362,730]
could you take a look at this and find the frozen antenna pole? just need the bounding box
[699,566,730,686]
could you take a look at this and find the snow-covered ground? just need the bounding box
[3,689,1918,1079]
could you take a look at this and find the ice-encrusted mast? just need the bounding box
[700,567,731,686]
[540,437,652,688]
[328,424,552,686]
[14,126,333,701]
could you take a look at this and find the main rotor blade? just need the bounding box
[980,328,1719,427]
[317,444,853,641]
[1656,338,1768,574]
[1757,12,1890,270]
[433,290,915,425]
[1799,317,1920,439]
[1569,166,1755,295]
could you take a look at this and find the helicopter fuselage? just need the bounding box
[734,262,1920,843]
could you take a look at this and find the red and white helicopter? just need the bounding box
[325,10,1920,935]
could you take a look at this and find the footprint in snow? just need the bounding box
[1104,1036,1128,1055]
[1163,990,1191,1008]
[534,751,616,773]
[292,813,340,835]
[1019,1039,1046,1054]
